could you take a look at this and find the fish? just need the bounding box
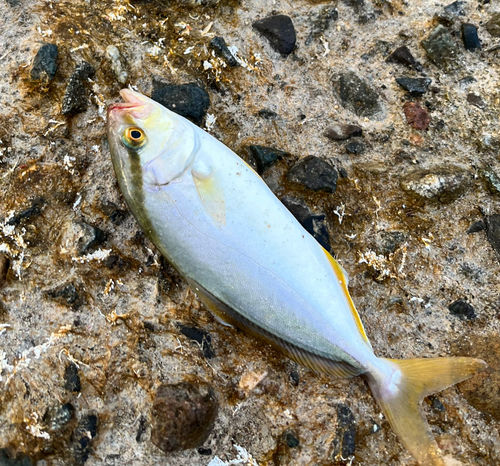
[107,88,487,466]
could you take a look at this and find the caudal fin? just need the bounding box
[368,357,487,466]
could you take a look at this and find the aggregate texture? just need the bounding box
[0,0,499,465]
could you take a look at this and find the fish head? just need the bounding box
[107,88,197,188]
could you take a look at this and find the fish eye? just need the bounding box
[122,126,146,149]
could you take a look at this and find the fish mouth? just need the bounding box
[107,88,153,120]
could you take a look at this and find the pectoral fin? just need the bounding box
[192,162,226,227]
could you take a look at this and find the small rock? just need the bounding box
[151,382,218,453]
[281,196,332,252]
[287,156,338,193]
[403,102,430,130]
[395,77,432,96]
[75,222,107,255]
[467,220,485,234]
[64,362,82,392]
[72,414,98,465]
[324,124,362,141]
[332,71,383,119]
[345,141,365,155]
[178,324,215,359]
[209,37,238,67]
[0,254,9,289]
[486,13,500,38]
[30,43,58,83]
[386,46,423,71]
[43,403,75,432]
[7,197,45,226]
[62,62,95,116]
[136,415,147,442]
[247,145,288,174]
[444,1,466,15]
[151,83,210,127]
[283,430,300,448]
[252,15,296,56]
[105,45,128,84]
[257,108,278,119]
[289,370,300,386]
[481,167,500,196]
[197,448,212,455]
[485,214,500,258]
[461,23,481,51]
[448,299,476,320]
[429,395,446,412]
[421,25,460,71]
[306,5,338,45]
[47,283,81,307]
[467,93,485,109]
[0,450,32,466]
[400,166,472,203]
[332,404,356,460]
[374,231,406,255]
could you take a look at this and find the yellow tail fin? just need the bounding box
[368,357,487,466]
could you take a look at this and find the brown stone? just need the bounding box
[151,382,218,453]
[403,102,430,130]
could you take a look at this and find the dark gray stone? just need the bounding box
[400,166,472,203]
[252,15,296,56]
[421,25,460,71]
[7,197,45,226]
[247,145,288,174]
[72,414,98,465]
[151,382,218,453]
[64,362,81,392]
[76,222,107,255]
[345,141,365,155]
[43,403,75,432]
[481,167,500,196]
[62,62,95,116]
[461,23,481,51]
[284,430,300,448]
[485,214,500,258]
[333,71,383,119]
[486,13,500,38]
[287,156,338,193]
[467,93,485,109]
[281,196,332,252]
[395,77,432,96]
[332,404,356,460]
[47,283,81,307]
[324,124,362,141]
[257,108,278,119]
[178,324,215,359]
[30,43,58,83]
[374,231,406,254]
[444,1,466,16]
[151,83,210,127]
[467,221,485,234]
[210,37,238,67]
[386,46,423,71]
[448,299,477,320]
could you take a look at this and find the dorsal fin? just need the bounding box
[323,249,372,349]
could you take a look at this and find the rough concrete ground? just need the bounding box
[0,0,499,465]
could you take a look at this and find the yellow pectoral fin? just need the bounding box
[323,248,371,348]
[192,164,226,227]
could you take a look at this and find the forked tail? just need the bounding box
[367,357,487,466]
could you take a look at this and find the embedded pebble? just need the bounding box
[486,13,500,37]
[374,231,406,255]
[461,23,481,51]
[178,324,215,359]
[481,167,500,196]
[75,222,107,255]
[287,156,338,193]
[64,362,81,392]
[210,36,238,67]
[72,414,98,465]
[386,45,423,71]
[444,1,465,16]
[61,61,95,116]
[281,196,332,252]
[247,145,288,174]
[257,108,278,119]
[467,220,485,234]
[421,25,459,70]
[345,140,365,155]
[485,214,500,258]
[47,283,81,307]
[332,71,383,119]
[43,403,75,432]
[105,45,128,84]
[7,197,45,226]
[324,123,362,141]
[151,382,218,453]
[467,93,485,109]
[151,83,210,127]
[283,430,299,448]
[396,77,431,96]
[403,102,430,130]
[30,43,58,83]
[252,15,296,56]
[400,166,472,203]
[448,299,476,320]
[332,404,356,460]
